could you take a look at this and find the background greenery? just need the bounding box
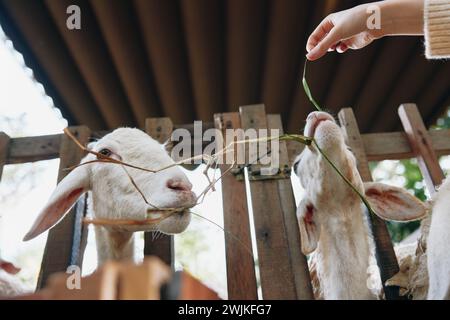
[373,109,450,243]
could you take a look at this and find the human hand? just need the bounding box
[306,3,385,61]
[306,0,424,61]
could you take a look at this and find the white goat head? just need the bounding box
[293,111,427,256]
[23,128,196,241]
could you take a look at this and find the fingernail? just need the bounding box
[306,52,315,61]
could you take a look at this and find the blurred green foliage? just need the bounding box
[374,108,450,243]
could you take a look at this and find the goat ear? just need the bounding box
[23,166,90,241]
[297,200,320,255]
[364,182,427,222]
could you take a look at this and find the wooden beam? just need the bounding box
[239,104,311,299]
[144,118,175,268]
[0,132,10,180]
[7,134,61,164]
[338,108,401,300]
[6,123,450,167]
[214,112,258,300]
[37,126,91,289]
[398,104,445,193]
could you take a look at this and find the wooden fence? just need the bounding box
[0,103,448,299]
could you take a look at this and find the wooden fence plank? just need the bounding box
[239,104,300,299]
[266,114,314,300]
[214,112,258,300]
[6,134,61,164]
[37,126,91,289]
[144,118,175,268]
[398,104,445,193]
[338,108,401,300]
[6,127,450,165]
[0,132,10,180]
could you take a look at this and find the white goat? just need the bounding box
[427,177,450,299]
[23,128,196,266]
[386,178,450,300]
[0,259,29,297]
[293,111,427,300]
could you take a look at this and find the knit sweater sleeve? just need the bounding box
[424,0,450,59]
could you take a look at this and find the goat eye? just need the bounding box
[293,160,300,173]
[98,148,112,157]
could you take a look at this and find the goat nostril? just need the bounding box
[167,180,192,192]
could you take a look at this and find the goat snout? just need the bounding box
[166,179,193,192]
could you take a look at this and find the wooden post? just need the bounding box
[398,104,445,193]
[214,112,258,300]
[0,132,10,181]
[37,126,91,289]
[338,108,401,300]
[239,104,313,299]
[267,114,314,299]
[144,118,175,268]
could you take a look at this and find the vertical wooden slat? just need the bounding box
[338,108,401,300]
[38,126,91,289]
[398,104,445,193]
[144,118,174,268]
[239,104,306,299]
[0,132,10,181]
[214,112,258,300]
[266,114,313,300]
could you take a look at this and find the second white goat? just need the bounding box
[293,111,427,300]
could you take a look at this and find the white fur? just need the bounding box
[294,111,427,300]
[24,128,196,267]
[427,177,450,299]
[0,259,30,298]
[294,112,373,299]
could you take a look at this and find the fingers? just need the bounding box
[306,27,340,61]
[306,18,334,53]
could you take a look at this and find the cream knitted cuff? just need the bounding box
[425,0,450,59]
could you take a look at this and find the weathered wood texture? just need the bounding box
[7,127,450,166]
[0,132,10,180]
[399,104,445,193]
[144,118,175,268]
[338,108,401,300]
[15,257,219,300]
[214,112,258,300]
[266,113,313,299]
[239,104,313,299]
[37,126,91,290]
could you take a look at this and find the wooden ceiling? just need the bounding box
[0,0,448,133]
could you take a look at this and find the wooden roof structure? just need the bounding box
[0,0,448,133]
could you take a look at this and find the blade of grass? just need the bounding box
[302,59,322,112]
